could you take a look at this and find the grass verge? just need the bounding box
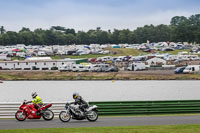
[1,71,200,80]
[1,125,200,133]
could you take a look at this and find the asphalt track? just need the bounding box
[1,115,200,129]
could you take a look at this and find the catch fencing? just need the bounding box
[1,100,200,118]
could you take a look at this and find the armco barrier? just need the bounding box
[90,100,200,115]
[1,100,200,118]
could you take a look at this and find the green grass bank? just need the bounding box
[1,125,200,133]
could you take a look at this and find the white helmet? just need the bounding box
[32,92,37,99]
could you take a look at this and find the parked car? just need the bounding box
[88,58,97,62]
[92,64,110,72]
[85,64,95,72]
[127,62,146,71]
[116,56,125,62]
[59,65,71,72]
[183,65,200,74]
[174,67,185,74]
[96,57,102,62]
[143,48,151,52]
[16,52,26,58]
[51,67,58,70]
[100,56,113,62]
[123,56,131,61]
[105,65,119,72]
[71,64,87,72]
[37,51,46,56]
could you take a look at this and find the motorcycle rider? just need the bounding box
[25,92,44,114]
[70,92,89,112]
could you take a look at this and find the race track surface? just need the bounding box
[1,115,200,129]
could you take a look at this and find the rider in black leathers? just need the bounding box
[70,92,89,112]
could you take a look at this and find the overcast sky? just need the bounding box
[0,0,200,32]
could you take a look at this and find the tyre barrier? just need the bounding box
[1,100,200,118]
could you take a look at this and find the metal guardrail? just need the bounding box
[1,100,200,118]
[92,100,200,115]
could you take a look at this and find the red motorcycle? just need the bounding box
[15,101,54,121]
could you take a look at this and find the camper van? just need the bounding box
[85,64,95,72]
[0,54,10,61]
[91,64,110,72]
[127,62,146,71]
[59,65,71,72]
[16,52,26,58]
[71,64,87,72]
[183,65,200,74]
[37,51,46,56]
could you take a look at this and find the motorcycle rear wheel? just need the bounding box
[42,109,54,121]
[86,110,98,122]
[15,110,27,121]
[59,111,71,122]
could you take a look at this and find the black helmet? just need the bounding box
[32,92,37,99]
[73,92,79,99]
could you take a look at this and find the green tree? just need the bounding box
[0,26,6,34]
[110,29,120,44]
[170,16,188,26]
[76,31,89,44]
[65,28,76,35]
[64,34,75,44]
[50,26,66,31]
[18,30,34,45]
[189,14,200,25]
[155,24,170,42]
[128,32,136,44]
[43,30,57,45]
[19,27,31,33]
[6,31,19,45]
[118,29,131,43]
[0,34,9,45]
[96,31,110,44]
[88,30,97,44]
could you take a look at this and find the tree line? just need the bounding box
[0,14,200,45]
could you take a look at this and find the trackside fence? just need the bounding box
[1,100,200,118]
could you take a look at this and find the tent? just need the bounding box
[146,57,166,66]
[13,48,21,52]
[113,45,120,48]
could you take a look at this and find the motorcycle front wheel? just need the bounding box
[15,110,27,121]
[42,109,54,121]
[86,110,98,122]
[59,111,71,122]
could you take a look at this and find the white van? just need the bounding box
[101,56,113,62]
[59,65,71,72]
[0,54,10,60]
[71,64,87,72]
[16,52,26,58]
[116,56,125,61]
[91,64,110,72]
[127,62,146,71]
[183,65,200,74]
[85,64,95,72]
[37,51,46,56]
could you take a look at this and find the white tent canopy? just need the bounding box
[146,57,166,65]
[25,57,52,61]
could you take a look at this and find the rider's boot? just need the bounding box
[36,108,42,116]
[82,108,87,116]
